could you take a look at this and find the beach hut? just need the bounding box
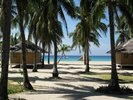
[115,39,133,67]
[10,41,45,67]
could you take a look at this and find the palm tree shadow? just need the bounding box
[26,83,132,100]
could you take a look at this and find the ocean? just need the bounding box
[44,55,111,62]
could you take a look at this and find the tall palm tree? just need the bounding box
[70,1,107,72]
[70,20,105,72]
[28,0,75,77]
[28,0,43,72]
[96,0,133,90]
[0,0,12,99]
[16,0,33,90]
[47,44,51,64]
[107,0,119,90]
[46,0,76,77]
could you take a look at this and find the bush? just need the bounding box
[96,86,133,95]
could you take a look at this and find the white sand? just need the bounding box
[6,61,133,100]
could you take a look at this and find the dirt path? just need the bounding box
[9,61,133,100]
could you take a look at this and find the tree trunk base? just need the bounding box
[32,68,38,72]
[24,82,33,90]
[85,67,89,72]
[108,80,120,91]
[52,73,59,78]
[108,85,120,91]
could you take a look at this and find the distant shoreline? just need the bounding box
[44,55,111,62]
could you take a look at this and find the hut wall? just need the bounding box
[121,53,133,65]
[36,52,41,63]
[116,52,122,64]
[10,52,21,63]
[10,52,41,64]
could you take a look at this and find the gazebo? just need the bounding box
[10,41,45,67]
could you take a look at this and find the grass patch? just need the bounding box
[81,72,133,83]
[8,81,24,94]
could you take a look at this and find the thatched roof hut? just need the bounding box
[116,39,133,54]
[10,41,46,67]
[115,39,133,67]
[10,41,46,53]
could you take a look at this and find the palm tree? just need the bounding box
[47,44,51,64]
[51,21,63,77]
[70,1,107,72]
[27,0,75,77]
[16,0,33,90]
[0,0,12,99]
[28,0,43,72]
[107,0,119,90]
[45,0,76,77]
[70,21,104,72]
[115,18,131,46]
[117,0,133,33]
[57,44,71,63]
[10,32,20,46]
[95,0,133,90]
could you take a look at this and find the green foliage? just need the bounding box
[96,86,133,95]
[58,44,71,53]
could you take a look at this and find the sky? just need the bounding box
[60,0,111,56]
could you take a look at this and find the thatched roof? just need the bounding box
[115,39,133,54]
[10,41,47,53]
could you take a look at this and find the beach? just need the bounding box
[8,61,133,100]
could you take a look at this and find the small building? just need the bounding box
[10,41,45,67]
[115,39,133,67]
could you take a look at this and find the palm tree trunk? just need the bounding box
[84,51,86,65]
[108,0,119,90]
[32,36,38,72]
[57,52,64,64]
[16,1,33,90]
[19,23,33,90]
[48,44,50,64]
[85,37,89,72]
[0,0,12,99]
[42,43,45,67]
[52,37,59,78]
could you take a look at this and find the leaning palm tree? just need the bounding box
[57,44,71,63]
[0,0,12,99]
[16,0,33,90]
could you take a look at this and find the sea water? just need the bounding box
[44,55,111,62]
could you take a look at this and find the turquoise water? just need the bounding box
[44,55,111,61]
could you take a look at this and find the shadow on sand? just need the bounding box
[24,83,133,100]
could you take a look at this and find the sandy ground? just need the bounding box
[5,61,133,100]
